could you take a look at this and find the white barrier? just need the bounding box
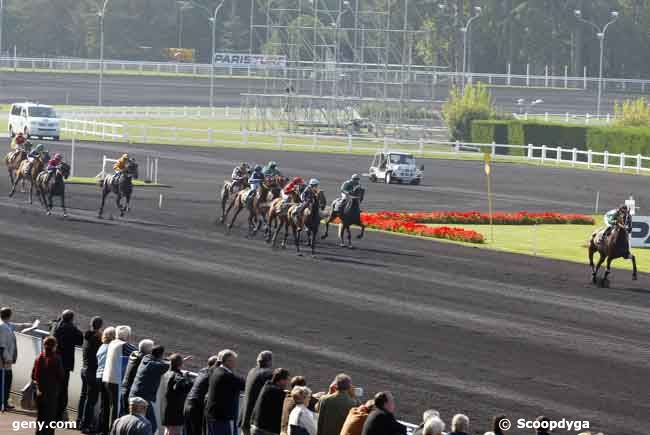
[60,119,124,139]
[97,155,159,184]
[58,106,241,121]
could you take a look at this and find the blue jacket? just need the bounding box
[249,172,264,185]
[300,187,317,204]
[129,354,169,402]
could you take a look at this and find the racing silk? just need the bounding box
[232,166,247,182]
[300,187,317,204]
[248,172,264,187]
[263,165,281,177]
[113,156,128,172]
[604,209,621,226]
[11,137,25,150]
[47,161,59,172]
[340,180,358,195]
[28,150,42,160]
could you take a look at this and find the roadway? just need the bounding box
[1,140,649,434]
[0,71,645,114]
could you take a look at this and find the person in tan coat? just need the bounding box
[340,401,374,435]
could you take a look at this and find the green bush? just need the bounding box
[442,83,499,141]
[470,120,512,155]
[614,98,650,127]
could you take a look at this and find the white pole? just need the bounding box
[595,191,600,214]
[159,194,163,209]
[71,137,75,177]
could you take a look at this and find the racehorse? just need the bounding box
[225,175,286,236]
[287,190,327,256]
[589,210,637,287]
[267,190,301,249]
[4,149,27,186]
[9,152,50,204]
[322,188,366,248]
[35,162,71,217]
[98,159,139,218]
[218,178,248,224]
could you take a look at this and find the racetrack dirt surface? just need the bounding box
[1,141,649,434]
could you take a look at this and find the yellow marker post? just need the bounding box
[484,152,494,243]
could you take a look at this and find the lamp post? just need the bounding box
[177,1,194,48]
[461,6,481,89]
[192,0,227,108]
[0,0,5,57]
[97,0,111,106]
[574,9,619,118]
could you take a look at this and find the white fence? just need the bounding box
[58,106,242,120]
[97,155,159,184]
[5,55,650,93]
[57,118,650,175]
[513,112,614,125]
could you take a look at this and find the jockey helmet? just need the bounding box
[619,204,629,212]
[254,165,263,173]
[308,178,320,187]
[268,161,277,169]
[240,162,249,168]
[53,153,62,161]
[351,174,361,181]
[34,144,44,152]
[17,132,23,137]
[292,177,305,185]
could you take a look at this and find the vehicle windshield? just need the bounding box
[28,107,57,118]
[389,154,415,165]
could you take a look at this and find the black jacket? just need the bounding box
[81,330,102,375]
[53,320,83,372]
[361,409,406,435]
[239,367,273,430]
[161,369,194,426]
[251,381,286,434]
[121,351,146,395]
[130,355,170,402]
[205,366,246,421]
[185,366,213,405]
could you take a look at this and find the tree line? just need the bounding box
[3,0,650,78]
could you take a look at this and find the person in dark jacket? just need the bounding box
[205,349,246,435]
[32,336,65,435]
[360,392,405,435]
[120,339,154,417]
[251,368,291,435]
[183,355,219,435]
[161,353,194,435]
[78,316,103,433]
[51,309,83,421]
[239,351,273,435]
[130,345,169,435]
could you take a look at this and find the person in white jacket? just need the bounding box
[288,386,316,435]
[103,325,137,430]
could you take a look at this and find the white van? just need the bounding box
[8,103,60,140]
[368,151,423,185]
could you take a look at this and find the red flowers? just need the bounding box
[369,211,594,225]
[360,213,485,244]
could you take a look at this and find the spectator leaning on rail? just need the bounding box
[251,368,291,435]
[360,392,406,435]
[104,325,137,428]
[110,396,153,435]
[0,306,39,410]
[448,414,470,435]
[412,409,441,435]
[32,336,65,435]
[130,345,170,435]
[316,374,359,435]
[240,350,274,435]
[287,386,317,435]
[51,309,83,421]
[183,355,220,435]
[121,339,154,417]
[96,326,117,435]
[423,416,446,435]
[340,400,375,435]
[161,353,194,435]
[78,316,103,433]
[205,349,246,435]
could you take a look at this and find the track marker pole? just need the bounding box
[159,194,163,209]
[595,191,600,214]
[484,153,494,243]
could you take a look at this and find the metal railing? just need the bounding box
[513,112,615,125]
[56,118,650,175]
[4,56,650,93]
[58,106,241,120]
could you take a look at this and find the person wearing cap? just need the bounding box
[51,309,83,421]
[46,153,63,182]
[263,161,282,178]
[239,351,274,435]
[335,175,362,213]
[246,165,266,205]
[282,178,304,205]
[110,396,152,435]
[112,153,130,185]
[291,178,319,225]
[10,131,26,150]
[231,162,251,192]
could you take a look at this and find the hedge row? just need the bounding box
[471,120,650,164]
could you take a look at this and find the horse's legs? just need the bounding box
[321,215,333,240]
[46,192,54,216]
[347,226,352,247]
[357,223,366,239]
[338,223,345,247]
[61,193,67,217]
[227,202,243,232]
[293,225,301,254]
[29,181,34,204]
[7,168,14,186]
[603,257,613,286]
[9,174,21,197]
[219,188,229,223]
[116,195,125,217]
[631,254,638,280]
[125,194,131,213]
[98,188,108,218]
[589,245,597,282]
[271,217,283,248]
[593,253,606,283]
[282,220,290,249]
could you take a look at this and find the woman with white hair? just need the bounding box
[96,326,116,435]
[288,386,316,435]
[423,416,445,435]
[448,414,470,435]
[103,325,137,429]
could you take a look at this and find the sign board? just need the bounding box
[631,216,650,248]
[212,53,287,69]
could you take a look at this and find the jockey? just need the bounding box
[263,161,282,178]
[231,162,250,190]
[10,132,26,151]
[46,154,62,181]
[27,144,45,163]
[113,153,130,184]
[294,178,319,221]
[246,165,265,203]
[282,177,304,204]
[601,204,629,243]
[335,174,362,212]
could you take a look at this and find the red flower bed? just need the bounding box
[370,211,594,225]
[360,213,485,244]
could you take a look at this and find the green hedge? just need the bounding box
[470,119,650,168]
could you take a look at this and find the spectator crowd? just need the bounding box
[1,307,604,435]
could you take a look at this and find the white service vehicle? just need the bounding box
[368,151,423,185]
[8,103,60,140]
